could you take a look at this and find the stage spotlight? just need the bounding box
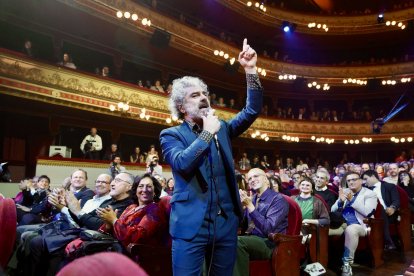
[377,14,384,24]
[282,21,296,33]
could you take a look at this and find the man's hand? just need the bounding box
[16,204,31,212]
[238,38,257,74]
[66,192,82,215]
[96,206,118,225]
[385,207,396,216]
[202,109,221,135]
[48,193,66,211]
[239,189,255,213]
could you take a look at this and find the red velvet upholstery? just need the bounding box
[283,195,303,235]
[250,195,303,276]
[0,197,17,269]
[158,196,172,247]
[290,189,300,196]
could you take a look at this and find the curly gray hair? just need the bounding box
[169,76,209,119]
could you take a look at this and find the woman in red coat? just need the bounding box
[97,173,168,247]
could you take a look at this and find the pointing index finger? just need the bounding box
[242,38,248,51]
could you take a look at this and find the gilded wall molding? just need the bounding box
[216,0,414,35]
[63,0,414,80]
[1,51,414,141]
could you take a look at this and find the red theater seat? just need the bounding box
[0,197,17,269]
[249,195,302,276]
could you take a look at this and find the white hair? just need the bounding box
[168,76,209,119]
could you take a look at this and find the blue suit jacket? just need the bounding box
[160,87,262,239]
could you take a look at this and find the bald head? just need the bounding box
[247,168,269,195]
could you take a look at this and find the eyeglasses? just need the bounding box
[113,177,132,185]
[95,180,110,184]
[346,178,360,183]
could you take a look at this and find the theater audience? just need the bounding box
[314,168,337,209]
[23,40,34,57]
[16,175,51,225]
[165,178,174,196]
[362,170,400,250]
[238,153,251,171]
[97,173,168,247]
[383,163,399,184]
[103,144,121,161]
[150,80,165,92]
[330,172,377,276]
[146,155,162,176]
[293,177,330,234]
[57,53,76,69]
[233,168,288,276]
[398,171,414,211]
[109,155,126,179]
[80,127,102,160]
[145,145,159,163]
[130,146,146,163]
[102,66,110,77]
[24,172,134,275]
[14,178,33,205]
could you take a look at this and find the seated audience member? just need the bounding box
[291,172,303,189]
[228,98,238,110]
[102,66,110,77]
[153,174,168,198]
[165,178,174,196]
[233,168,289,276]
[16,175,51,225]
[14,178,33,205]
[48,174,112,227]
[145,145,159,163]
[150,80,165,92]
[109,155,126,179]
[293,177,330,234]
[103,144,121,161]
[362,170,400,250]
[57,53,76,69]
[398,171,414,211]
[80,127,102,160]
[376,164,385,180]
[0,161,12,182]
[260,155,270,170]
[26,173,134,275]
[330,172,377,276]
[146,155,163,176]
[130,146,145,163]
[383,163,399,184]
[268,174,291,196]
[23,40,34,57]
[296,159,309,172]
[238,152,251,171]
[56,252,148,276]
[97,173,168,247]
[361,163,370,174]
[250,156,260,169]
[216,97,226,107]
[314,168,337,209]
[137,80,144,88]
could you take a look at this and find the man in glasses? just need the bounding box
[331,172,377,276]
[26,173,134,275]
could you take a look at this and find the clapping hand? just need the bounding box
[96,206,118,226]
[239,189,255,213]
[238,38,257,74]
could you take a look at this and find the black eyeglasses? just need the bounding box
[95,180,110,184]
[346,178,360,183]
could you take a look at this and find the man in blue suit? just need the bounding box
[160,38,262,275]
